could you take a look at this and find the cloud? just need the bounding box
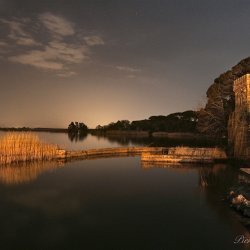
[0,41,10,54]
[1,19,27,37]
[0,13,104,77]
[1,18,40,46]
[39,12,75,37]
[48,41,88,63]
[116,66,140,73]
[0,41,8,47]
[127,74,136,79]
[9,51,64,70]
[9,41,89,71]
[15,37,40,46]
[84,36,104,46]
[57,71,76,77]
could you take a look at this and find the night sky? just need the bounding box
[0,0,250,128]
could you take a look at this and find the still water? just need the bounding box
[0,132,249,250]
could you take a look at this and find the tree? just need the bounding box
[68,122,77,133]
[68,121,88,133]
[79,122,88,132]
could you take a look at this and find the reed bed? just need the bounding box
[0,132,59,164]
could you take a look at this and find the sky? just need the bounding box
[0,0,250,128]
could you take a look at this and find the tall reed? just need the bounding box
[0,132,59,164]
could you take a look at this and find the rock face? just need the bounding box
[228,184,250,225]
[228,74,250,159]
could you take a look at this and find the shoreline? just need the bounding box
[0,127,68,133]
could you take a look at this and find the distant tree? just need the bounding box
[79,122,88,132]
[104,120,131,131]
[68,122,88,133]
[100,111,198,133]
[96,125,103,130]
[68,122,77,133]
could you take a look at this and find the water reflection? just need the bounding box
[141,161,250,235]
[198,164,237,190]
[0,131,223,151]
[0,158,249,249]
[198,164,250,234]
[141,162,239,190]
[239,170,250,185]
[141,161,182,170]
[0,161,64,185]
[68,131,87,142]
[91,132,222,147]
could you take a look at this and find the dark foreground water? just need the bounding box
[0,158,249,250]
[0,132,249,249]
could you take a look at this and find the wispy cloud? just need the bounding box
[9,41,89,71]
[1,18,40,46]
[116,66,140,73]
[84,36,104,46]
[9,51,64,70]
[127,74,136,78]
[0,41,9,55]
[0,41,8,47]
[0,13,105,77]
[1,19,27,37]
[57,71,76,77]
[39,12,75,37]
[48,41,88,63]
[15,37,40,46]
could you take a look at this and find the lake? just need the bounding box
[0,132,249,250]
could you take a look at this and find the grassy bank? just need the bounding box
[0,133,59,164]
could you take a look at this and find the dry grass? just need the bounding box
[0,132,59,164]
[168,146,227,158]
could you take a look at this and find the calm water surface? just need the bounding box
[0,132,249,250]
[0,131,134,150]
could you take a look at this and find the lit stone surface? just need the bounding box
[228,74,250,159]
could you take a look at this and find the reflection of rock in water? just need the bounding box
[198,164,238,190]
[199,164,250,231]
[0,161,64,185]
[199,164,225,188]
[141,161,250,231]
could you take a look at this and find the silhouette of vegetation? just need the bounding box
[68,122,88,133]
[95,111,198,133]
[67,122,88,142]
[197,56,250,137]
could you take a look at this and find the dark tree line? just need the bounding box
[96,111,198,133]
[197,56,250,138]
